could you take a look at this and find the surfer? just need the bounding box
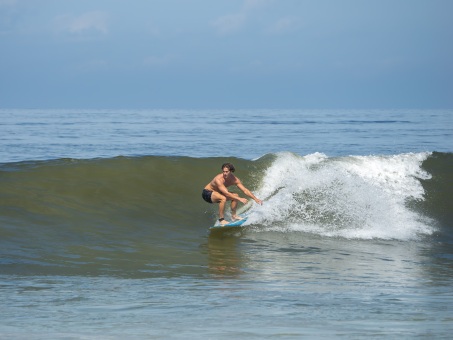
[202,163,263,225]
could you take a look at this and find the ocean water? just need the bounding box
[0,109,452,339]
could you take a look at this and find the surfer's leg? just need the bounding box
[218,199,227,222]
[231,200,237,219]
[229,193,242,221]
[210,192,229,225]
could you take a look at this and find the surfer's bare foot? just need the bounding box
[231,215,244,221]
[220,219,229,225]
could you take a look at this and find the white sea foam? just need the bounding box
[248,152,435,240]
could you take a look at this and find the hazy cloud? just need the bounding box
[211,0,272,35]
[267,16,300,35]
[55,11,109,36]
[211,12,246,35]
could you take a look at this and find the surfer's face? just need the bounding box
[222,168,231,179]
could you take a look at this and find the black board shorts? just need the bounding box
[202,189,213,203]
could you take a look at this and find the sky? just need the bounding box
[1,0,452,109]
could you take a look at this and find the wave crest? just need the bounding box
[248,152,436,240]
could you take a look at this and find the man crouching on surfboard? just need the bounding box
[202,163,263,225]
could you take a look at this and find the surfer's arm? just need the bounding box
[215,179,245,202]
[237,182,263,205]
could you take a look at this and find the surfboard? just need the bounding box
[209,216,248,230]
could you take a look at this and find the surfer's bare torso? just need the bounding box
[204,172,238,193]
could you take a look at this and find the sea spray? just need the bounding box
[248,152,435,240]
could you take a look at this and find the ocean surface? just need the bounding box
[1,109,452,339]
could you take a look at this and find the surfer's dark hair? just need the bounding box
[221,163,235,173]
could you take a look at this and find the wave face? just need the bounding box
[0,152,451,276]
